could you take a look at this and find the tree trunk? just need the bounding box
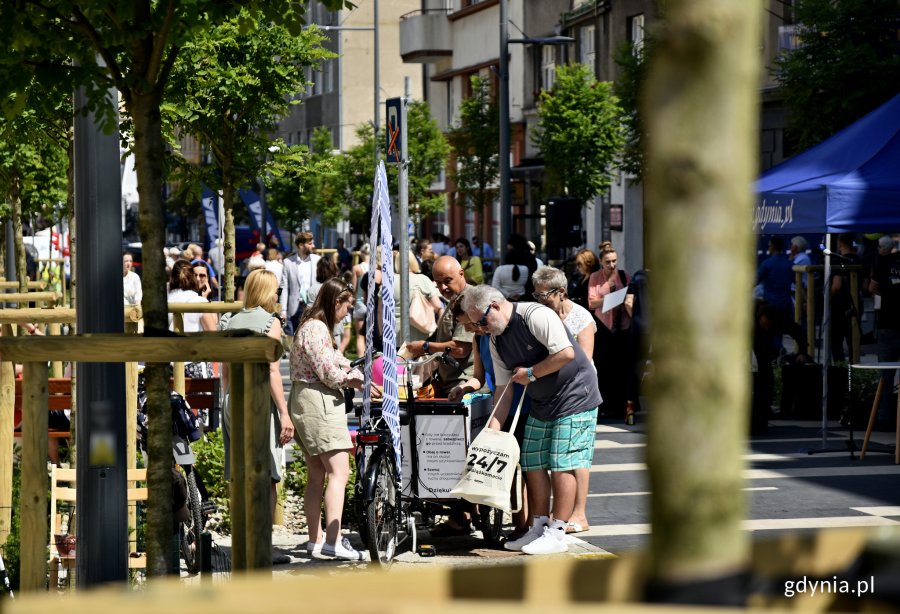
[642,0,761,599]
[129,91,175,577]
[11,174,27,295]
[222,166,236,302]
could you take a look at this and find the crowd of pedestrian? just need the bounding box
[128,229,659,560]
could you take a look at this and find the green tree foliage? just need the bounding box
[0,81,69,288]
[614,38,654,180]
[533,63,625,203]
[448,75,499,238]
[406,100,451,222]
[0,0,351,578]
[163,12,333,299]
[775,0,900,151]
[299,102,449,232]
[267,126,341,230]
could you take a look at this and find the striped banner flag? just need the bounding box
[362,162,401,480]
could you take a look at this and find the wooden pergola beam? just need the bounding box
[0,332,283,364]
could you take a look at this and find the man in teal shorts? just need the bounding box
[463,285,601,555]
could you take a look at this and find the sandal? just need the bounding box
[565,522,588,534]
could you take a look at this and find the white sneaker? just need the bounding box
[306,540,323,557]
[321,537,365,561]
[504,523,546,551]
[521,527,568,555]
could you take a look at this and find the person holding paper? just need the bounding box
[587,242,632,420]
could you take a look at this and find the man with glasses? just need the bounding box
[281,232,320,335]
[405,255,474,398]
[462,285,600,555]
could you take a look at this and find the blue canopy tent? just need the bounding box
[755,93,900,234]
[755,94,900,453]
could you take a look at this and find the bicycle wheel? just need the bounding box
[365,452,397,567]
[180,469,203,574]
[477,505,504,546]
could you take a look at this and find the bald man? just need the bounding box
[405,256,474,397]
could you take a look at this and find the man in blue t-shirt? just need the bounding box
[757,236,794,321]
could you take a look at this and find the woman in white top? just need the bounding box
[168,260,218,378]
[167,260,218,333]
[491,249,531,300]
[531,265,596,534]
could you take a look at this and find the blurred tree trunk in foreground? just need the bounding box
[643,0,762,602]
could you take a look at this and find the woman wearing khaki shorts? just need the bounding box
[290,278,365,561]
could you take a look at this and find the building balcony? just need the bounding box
[400,9,452,64]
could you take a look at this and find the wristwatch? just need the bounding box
[422,341,430,354]
[526,367,537,382]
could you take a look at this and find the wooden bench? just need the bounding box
[49,466,148,589]
[182,376,222,429]
[12,376,222,438]
[14,377,73,438]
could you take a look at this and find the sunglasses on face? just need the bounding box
[477,303,493,328]
[532,288,561,302]
[276,287,283,299]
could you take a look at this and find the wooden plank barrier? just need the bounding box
[0,332,282,364]
[0,281,46,290]
[4,527,899,612]
[0,292,59,307]
[0,333,280,592]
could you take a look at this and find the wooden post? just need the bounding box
[0,357,14,545]
[49,322,64,377]
[274,483,284,527]
[244,362,271,571]
[793,270,803,325]
[850,270,860,364]
[20,361,49,592]
[126,360,139,540]
[172,313,185,396]
[228,364,246,571]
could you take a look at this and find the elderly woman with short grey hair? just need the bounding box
[530,267,595,534]
[531,267,596,359]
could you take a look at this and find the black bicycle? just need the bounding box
[353,351,504,567]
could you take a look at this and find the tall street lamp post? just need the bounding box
[498,0,573,253]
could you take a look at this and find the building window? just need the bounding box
[323,60,334,93]
[627,14,645,55]
[302,67,312,98]
[579,25,596,68]
[312,68,322,96]
[778,25,800,51]
[541,46,556,91]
